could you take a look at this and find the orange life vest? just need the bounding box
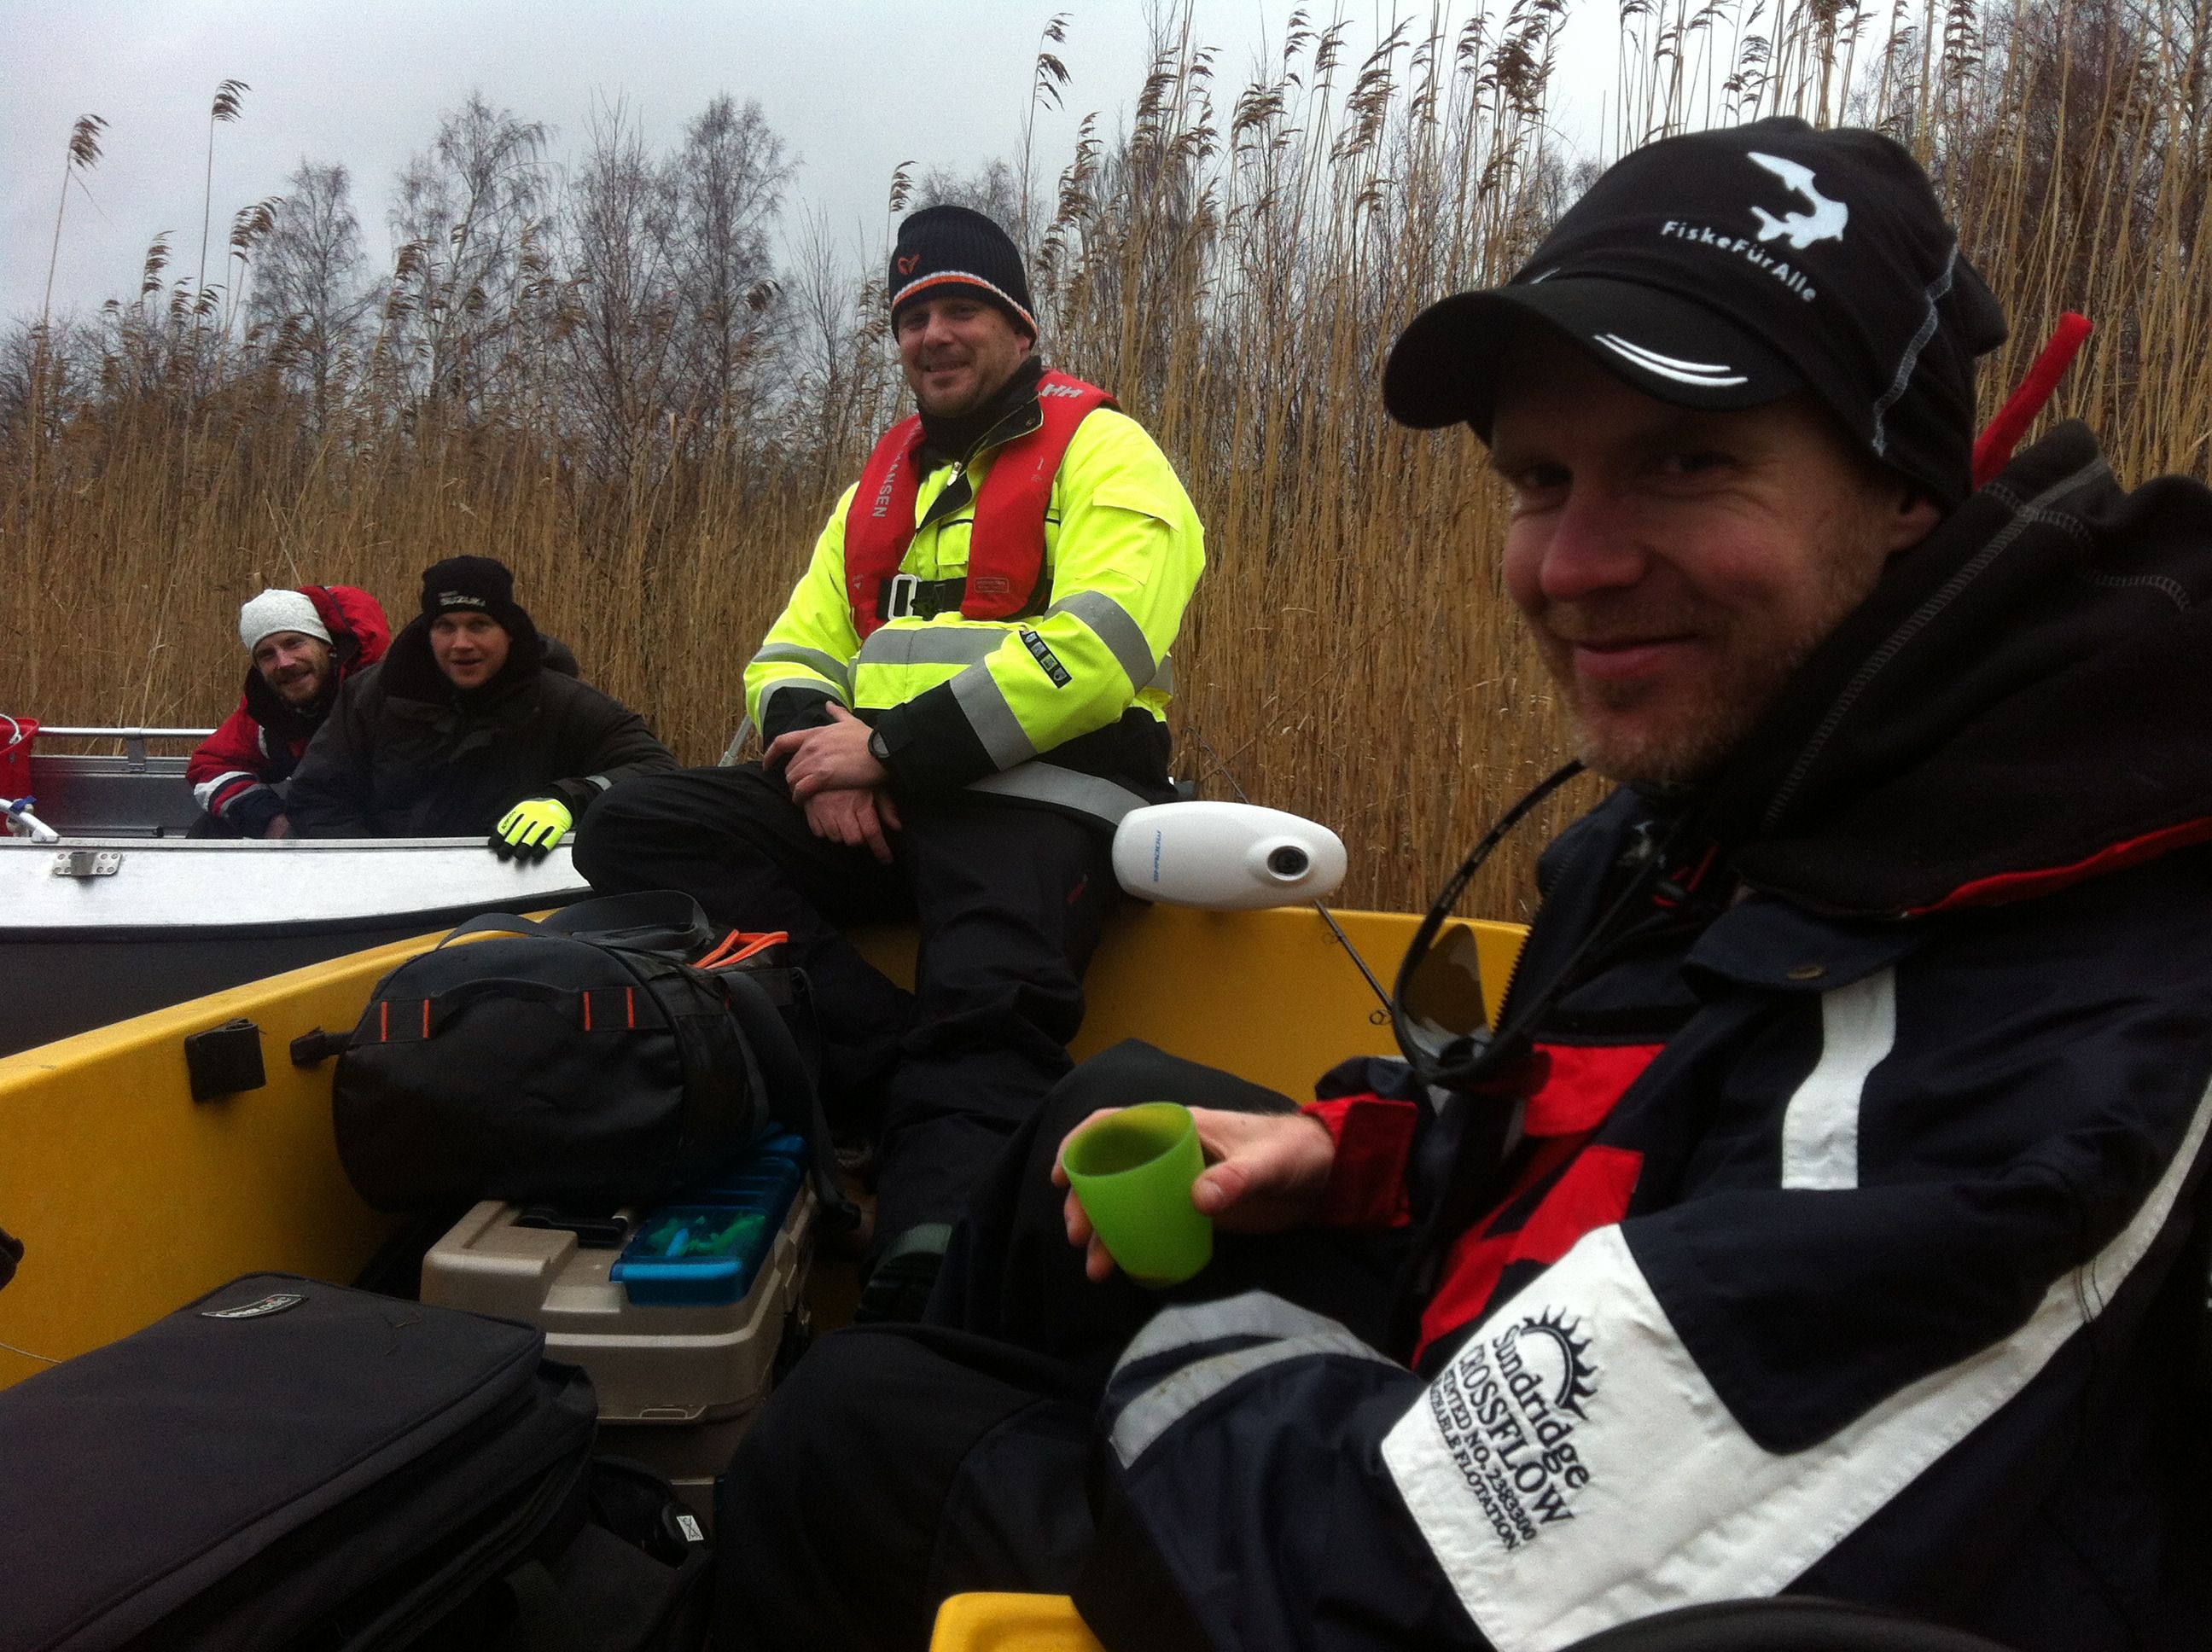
[843,370,1115,639]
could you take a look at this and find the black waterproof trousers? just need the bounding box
[711,1042,1402,1652]
[573,764,1117,1247]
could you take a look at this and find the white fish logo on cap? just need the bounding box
[1747,152,1848,250]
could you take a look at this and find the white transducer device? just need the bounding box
[1111,800,1348,910]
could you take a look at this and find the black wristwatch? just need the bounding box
[867,728,892,765]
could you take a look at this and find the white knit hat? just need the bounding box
[238,589,332,653]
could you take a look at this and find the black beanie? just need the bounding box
[888,205,1036,339]
[420,556,532,638]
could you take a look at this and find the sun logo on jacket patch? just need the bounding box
[1512,1311,1599,1422]
[1417,1306,1601,1550]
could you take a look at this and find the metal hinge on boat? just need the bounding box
[49,850,121,878]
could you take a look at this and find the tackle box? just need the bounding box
[422,1131,814,1521]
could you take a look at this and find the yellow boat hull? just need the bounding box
[0,904,1524,1387]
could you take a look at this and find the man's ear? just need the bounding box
[1880,484,1943,558]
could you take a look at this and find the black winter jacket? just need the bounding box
[1086,426,2212,1651]
[288,619,673,838]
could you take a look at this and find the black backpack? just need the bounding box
[0,1274,713,1652]
[329,892,852,1226]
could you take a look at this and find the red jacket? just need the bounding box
[188,585,391,835]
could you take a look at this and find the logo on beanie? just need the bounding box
[897,254,921,275]
[1747,152,1848,250]
[438,591,488,609]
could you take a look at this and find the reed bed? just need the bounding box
[4,0,2208,919]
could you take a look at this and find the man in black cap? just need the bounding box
[288,556,674,845]
[710,119,2212,1649]
[576,205,1205,1318]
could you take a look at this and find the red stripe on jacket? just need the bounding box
[1305,1042,1663,1362]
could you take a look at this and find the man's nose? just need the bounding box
[1535,486,1646,603]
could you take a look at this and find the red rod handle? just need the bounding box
[1972,311,2093,489]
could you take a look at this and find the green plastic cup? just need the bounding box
[1062,1101,1214,1287]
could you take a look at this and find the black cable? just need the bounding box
[1190,728,1394,1016]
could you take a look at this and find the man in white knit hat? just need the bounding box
[186,585,391,837]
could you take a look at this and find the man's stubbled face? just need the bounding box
[1489,337,1940,788]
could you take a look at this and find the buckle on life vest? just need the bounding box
[878,573,969,622]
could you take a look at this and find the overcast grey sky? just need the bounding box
[3,1,1612,325]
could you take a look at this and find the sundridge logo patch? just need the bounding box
[1423,1311,1598,1550]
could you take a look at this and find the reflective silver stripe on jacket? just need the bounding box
[964,761,1153,825]
[192,769,260,811]
[758,679,841,728]
[856,628,1004,669]
[857,604,1175,693]
[749,643,853,699]
[1780,969,1896,1191]
[949,665,1038,768]
[1108,1291,1393,1466]
[1047,590,1156,688]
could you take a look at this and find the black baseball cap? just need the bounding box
[1384,118,2008,505]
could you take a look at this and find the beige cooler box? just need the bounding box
[422,1182,814,1522]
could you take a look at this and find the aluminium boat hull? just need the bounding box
[3,747,588,1055]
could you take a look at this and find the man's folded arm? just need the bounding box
[187,706,282,829]
[542,692,676,816]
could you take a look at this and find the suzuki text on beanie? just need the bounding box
[419,556,531,638]
[888,205,1037,340]
[1383,117,2008,508]
[239,589,332,653]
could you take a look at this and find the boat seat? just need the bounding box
[929,1593,1101,1651]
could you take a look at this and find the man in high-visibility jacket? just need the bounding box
[576,204,1205,1317]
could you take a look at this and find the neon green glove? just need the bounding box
[491,797,573,862]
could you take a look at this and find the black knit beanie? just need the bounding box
[419,556,532,639]
[888,205,1036,339]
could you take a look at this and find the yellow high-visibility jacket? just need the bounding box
[744,396,1204,826]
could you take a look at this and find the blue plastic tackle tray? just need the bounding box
[610,1131,808,1306]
